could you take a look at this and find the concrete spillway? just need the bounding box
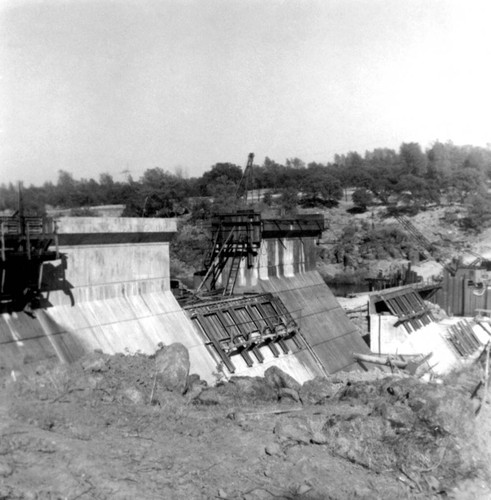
[204,216,370,376]
[0,216,369,383]
[228,226,370,374]
[0,218,217,382]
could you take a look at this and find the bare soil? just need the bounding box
[1,353,491,500]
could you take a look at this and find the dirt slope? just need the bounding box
[1,352,491,500]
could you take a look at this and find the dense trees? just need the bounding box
[399,142,428,177]
[352,188,373,211]
[2,141,491,231]
[300,164,342,205]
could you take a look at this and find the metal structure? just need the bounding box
[0,213,59,312]
[197,152,258,296]
[235,152,255,204]
[432,261,491,316]
[198,211,325,296]
[371,287,435,333]
[198,210,262,295]
[186,293,304,372]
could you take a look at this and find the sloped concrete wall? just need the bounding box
[0,292,217,381]
[370,314,409,354]
[207,234,369,374]
[370,315,491,374]
[256,271,370,373]
[0,218,217,383]
[203,234,369,375]
[1,217,369,384]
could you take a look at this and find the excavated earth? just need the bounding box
[1,351,491,500]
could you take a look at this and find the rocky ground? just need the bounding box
[1,347,491,500]
[313,199,486,286]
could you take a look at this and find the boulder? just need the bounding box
[274,420,311,444]
[183,374,207,402]
[81,356,108,373]
[122,387,145,405]
[299,376,338,404]
[310,431,328,445]
[154,343,190,395]
[264,366,301,392]
[278,387,301,403]
[226,376,277,401]
[196,388,224,405]
[185,373,205,391]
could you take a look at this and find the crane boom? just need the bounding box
[235,152,254,203]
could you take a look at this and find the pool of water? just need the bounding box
[327,282,370,297]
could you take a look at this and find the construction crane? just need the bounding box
[235,152,255,205]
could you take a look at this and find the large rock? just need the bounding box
[226,376,277,402]
[299,376,339,404]
[278,387,301,403]
[196,388,224,405]
[81,355,108,373]
[264,366,301,392]
[274,419,311,444]
[184,373,207,402]
[121,387,145,405]
[154,343,190,395]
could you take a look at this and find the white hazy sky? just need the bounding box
[1,0,491,186]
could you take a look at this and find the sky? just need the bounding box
[1,0,491,186]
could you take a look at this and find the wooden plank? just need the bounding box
[290,332,304,349]
[455,323,476,354]
[251,347,264,363]
[278,339,289,354]
[461,320,481,350]
[267,340,280,357]
[387,297,413,333]
[448,326,467,356]
[240,349,254,367]
[353,352,408,369]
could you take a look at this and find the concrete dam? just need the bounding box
[0,215,369,383]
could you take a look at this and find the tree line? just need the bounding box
[1,141,491,228]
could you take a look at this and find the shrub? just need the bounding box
[352,188,373,211]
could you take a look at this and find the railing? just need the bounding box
[0,216,56,235]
